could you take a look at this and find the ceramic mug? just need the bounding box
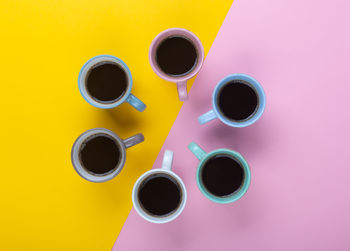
[132,150,187,223]
[149,28,204,101]
[198,74,265,127]
[78,55,146,111]
[71,128,144,182]
[188,142,251,204]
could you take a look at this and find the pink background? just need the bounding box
[113,0,350,250]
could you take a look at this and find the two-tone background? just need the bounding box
[1,0,350,250]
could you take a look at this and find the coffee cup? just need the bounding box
[78,55,146,111]
[198,74,265,127]
[149,28,204,101]
[71,128,144,182]
[132,150,187,223]
[188,142,251,204]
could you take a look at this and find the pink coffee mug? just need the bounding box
[149,28,204,101]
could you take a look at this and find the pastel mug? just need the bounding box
[132,150,187,223]
[78,55,146,111]
[71,128,144,182]
[198,74,266,127]
[188,142,251,204]
[149,28,204,101]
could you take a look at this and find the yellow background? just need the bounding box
[0,0,232,250]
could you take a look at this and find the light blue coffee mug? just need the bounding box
[188,142,251,204]
[198,74,265,127]
[78,55,146,111]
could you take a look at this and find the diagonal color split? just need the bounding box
[113,0,350,250]
[0,0,232,250]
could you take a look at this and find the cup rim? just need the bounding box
[71,128,126,182]
[196,148,251,204]
[212,74,266,127]
[132,169,187,223]
[78,55,133,109]
[149,28,204,82]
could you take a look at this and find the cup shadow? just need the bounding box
[202,116,271,160]
[151,188,264,248]
[95,102,144,136]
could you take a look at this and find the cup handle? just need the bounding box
[161,150,174,171]
[198,109,217,125]
[176,81,188,101]
[126,93,146,112]
[188,142,206,160]
[123,133,144,148]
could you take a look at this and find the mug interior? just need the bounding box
[78,55,132,109]
[132,169,187,223]
[149,28,204,82]
[212,74,266,127]
[78,133,122,176]
[71,128,126,182]
[196,149,251,204]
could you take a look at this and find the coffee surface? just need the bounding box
[79,134,121,175]
[217,80,258,121]
[86,62,128,103]
[156,36,197,76]
[138,174,181,216]
[201,154,244,197]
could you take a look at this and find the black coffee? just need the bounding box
[201,154,244,197]
[138,174,181,216]
[156,36,197,76]
[217,80,259,121]
[79,134,121,175]
[86,62,128,103]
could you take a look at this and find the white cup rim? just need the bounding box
[132,169,187,223]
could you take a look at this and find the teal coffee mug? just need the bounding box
[198,74,265,127]
[188,142,251,204]
[78,55,146,111]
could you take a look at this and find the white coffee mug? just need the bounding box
[132,150,187,223]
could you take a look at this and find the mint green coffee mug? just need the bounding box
[188,142,251,204]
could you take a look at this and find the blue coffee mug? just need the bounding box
[78,55,146,111]
[198,74,265,127]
